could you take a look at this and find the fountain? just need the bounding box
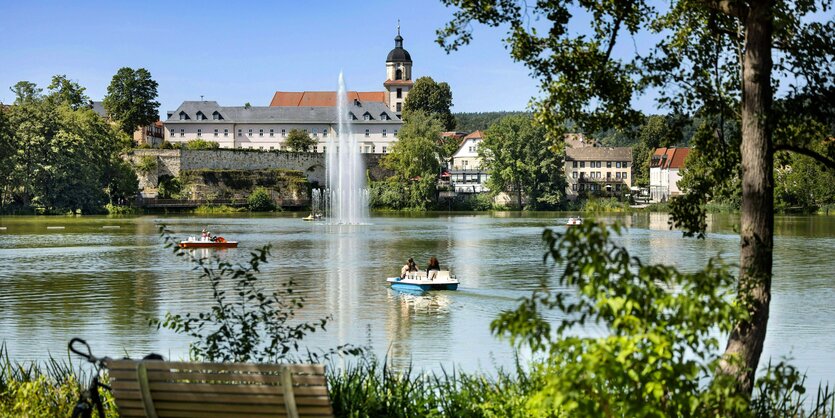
[324,72,369,224]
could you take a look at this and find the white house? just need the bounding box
[449,131,489,193]
[649,147,690,202]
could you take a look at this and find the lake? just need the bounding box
[0,213,833,390]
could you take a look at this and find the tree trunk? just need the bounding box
[719,0,774,396]
[516,181,523,209]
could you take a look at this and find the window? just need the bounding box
[180,128,185,137]
[311,128,317,137]
[394,129,398,137]
[169,129,175,137]
[224,129,228,137]
[237,129,242,137]
[349,113,357,120]
[572,161,578,168]
[622,172,628,178]
[580,161,585,168]
[303,129,308,134]
[213,129,218,137]
[363,113,371,121]
[395,69,402,80]
[622,161,628,168]
[212,111,220,120]
[572,171,578,179]
[607,172,612,178]
[196,111,205,120]
[382,146,387,153]
[396,102,402,112]
[270,146,274,150]
[281,129,286,137]
[597,161,603,168]
[606,161,612,168]
[382,129,387,137]
[259,129,264,137]
[616,172,621,179]
[322,146,326,152]
[616,162,621,168]
[463,160,469,167]
[248,129,253,136]
[197,129,202,137]
[396,88,402,98]
[322,127,327,137]
[580,172,585,178]
[380,113,389,120]
[365,129,370,137]
[179,112,187,120]
[269,129,274,137]
[365,146,371,153]
[372,145,376,153]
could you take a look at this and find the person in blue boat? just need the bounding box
[426,256,440,280]
[401,258,419,279]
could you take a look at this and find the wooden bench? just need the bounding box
[104,359,333,418]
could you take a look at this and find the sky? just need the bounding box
[0,0,673,118]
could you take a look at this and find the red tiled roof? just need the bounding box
[464,130,484,140]
[270,91,386,107]
[652,147,690,169]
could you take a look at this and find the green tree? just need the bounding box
[632,114,686,186]
[103,67,160,135]
[403,76,455,131]
[0,108,13,210]
[439,0,835,398]
[285,129,316,152]
[247,187,276,212]
[10,81,42,104]
[46,75,89,110]
[480,115,564,209]
[382,111,443,180]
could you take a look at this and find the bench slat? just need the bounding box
[107,360,324,375]
[153,400,288,414]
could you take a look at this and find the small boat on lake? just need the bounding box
[566,217,583,226]
[179,236,238,249]
[387,271,459,292]
[302,213,323,222]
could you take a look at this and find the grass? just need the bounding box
[192,204,246,214]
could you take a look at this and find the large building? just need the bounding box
[449,131,489,193]
[564,137,633,198]
[162,28,413,153]
[649,147,690,202]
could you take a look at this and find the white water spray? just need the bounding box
[324,72,368,224]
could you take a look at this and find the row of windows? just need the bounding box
[572,160,629,169]
[571,183,624,192]
[231,145,390,153]
[170,128,399,138]
[572,171,629,179]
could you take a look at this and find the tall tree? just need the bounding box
[439,0,834,397]
[0,108,13,209]
[632,114,686,186]
[285,129,316,152]
[480,114,563,209]
[103,67,160,135]
[382,111,444,180]
[46,75,89,109]
[403,76,455,131]
[10,81,42,104]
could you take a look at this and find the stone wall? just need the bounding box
[125,149,391,197]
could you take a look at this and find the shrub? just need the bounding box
[134,155,157,174]
[184,139,220,150]
[247,187,276,212]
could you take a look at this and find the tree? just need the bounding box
[103,67,160,135]
[184,139,220,150]
[439,0,834,397]
[382,111,444,180]
[480,114,564,209]
[46,75,88,110]
[10,81,42,104]
[0,108,13,210]
[285,129,316,152]
[247,187,276,212]
[403,76,455,131]
[632,114,686,186]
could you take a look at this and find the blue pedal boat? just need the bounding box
[387,271,459,292]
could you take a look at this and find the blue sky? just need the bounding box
[0,0,669,117]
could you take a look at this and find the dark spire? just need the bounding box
[395,20,403,48]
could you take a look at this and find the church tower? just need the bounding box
[384,22,413,118]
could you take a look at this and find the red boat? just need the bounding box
[179,236,238,249]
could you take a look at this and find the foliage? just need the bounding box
[774,149,835,212]
[156,175,182,199]
[104,203,140,215]
[46,75,89,110]
[403,76,455,131]
[5,85,133,214]
[134,155,158,173]
[454,111,531,133]
[480,114,564,210]
[103,67,160,136]
[184,138,220,150]
[104,158,139,205]
[368,176,437,211]
[577,197,632,213]
[247,187,276,212]
[151,227,356,363]
[192,204,244,214]
[490,221,749,415]
[382,111,444,180]
[0,108,13,211]
[285,129,316,152]
[160,140,180,149]
[631,114,686,187]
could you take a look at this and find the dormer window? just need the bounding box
[349,112,357,120]
[363,112,372,121]
[212,111,222,120]
[380,113,389,120]
[195,111,206,120]
[178,111,189,120]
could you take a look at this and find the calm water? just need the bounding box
[0,213,833,388]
